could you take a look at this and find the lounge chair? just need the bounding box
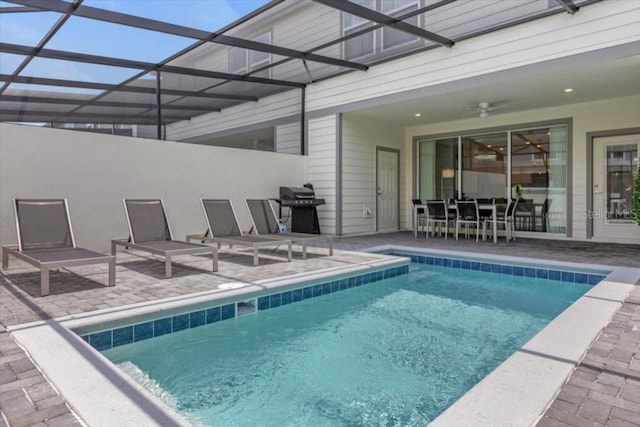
[1,199,115,296]
[245,199,333,258]
[186,199,292,266]
[112,199,218,277]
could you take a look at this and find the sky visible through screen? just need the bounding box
[0,0,270,88]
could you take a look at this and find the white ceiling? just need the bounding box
[346,48,640,127]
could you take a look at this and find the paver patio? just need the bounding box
[1,233,638,426]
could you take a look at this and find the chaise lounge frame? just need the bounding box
[1,199,115,297]
[112,199,218,278]
[186,199,292,266]
[245,199,333,258]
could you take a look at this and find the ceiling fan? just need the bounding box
[470,101,508,118]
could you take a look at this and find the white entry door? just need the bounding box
[376,148,399,231]
[592,134,640,242]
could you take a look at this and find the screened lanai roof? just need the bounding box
[0,0,597,129]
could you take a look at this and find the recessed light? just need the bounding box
[564,88,574,93]
[499,147,504,151]
[414,113,422,117]
[536,144,541,148]
[486,144,492,148]
[525,141,531,145]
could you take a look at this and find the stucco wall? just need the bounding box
[0,123,307,252]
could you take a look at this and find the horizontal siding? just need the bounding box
[275,122,301,154]
[341,115,405,235]
[167,90,301,141]
[308,115,338,234]
[305,1,640,112]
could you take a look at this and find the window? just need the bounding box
[416,124,568,234]
[229,31,271,77]
[343,0,420,60]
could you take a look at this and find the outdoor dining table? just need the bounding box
[413,202,503,243]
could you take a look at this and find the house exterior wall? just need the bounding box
[341,115,405,235]
[275,122,301,154]
[0,123,306,252]
[405,95,640,240]
[304,1,639,114]
[163,0,639,241]
[307,115,338,235]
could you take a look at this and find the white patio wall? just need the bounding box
[405,95,640,241]
[0,123,306,253]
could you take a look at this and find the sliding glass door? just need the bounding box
[416,124,568,234]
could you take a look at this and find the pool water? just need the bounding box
[103,263,591,427]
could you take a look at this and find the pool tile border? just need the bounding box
[391,252,608,286]
[81,264,410,351]
[81,253,609,352]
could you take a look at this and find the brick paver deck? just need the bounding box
[1,233,638,426]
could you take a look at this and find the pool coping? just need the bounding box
[7,251,407,427]
[7,248,639,426]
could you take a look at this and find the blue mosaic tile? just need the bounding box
[90,331,112,351]
[292,288,303,302]
[154,318,172,337]
[443,258,452,267]
[501,265,513,275]
[588,274,604,285]
[434,258,443,266]
[548,270,562,281]
[281,291,293,306]
[134,322,153,342]
[561,271,575,283]
[426,256,434,265]
[258,296,270,311]
[331,281,340,293]
[355,275,363,286]
[574,273,588,284]
[112,326,133,347]
[536,268,549,280]
[481,263,491,272]
[173,314,189,332]
[471,262,481,271]
[206,306,221,323]
[221,304,235,320]
[190,310,206,328]
[512,266,524,276]
[303,286,313,299]
[322,282,332,294]
[524,267,536,278]
[452,259,461,268]
[339,279,348,290]
[460,260,470,269]
[348,276,356,288]
[312,284,323,297]
[270,293,282,308]
[491,264,501,274]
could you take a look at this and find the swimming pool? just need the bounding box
[90,255,598,426]
[9,248,636,427]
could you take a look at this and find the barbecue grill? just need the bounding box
[277,185,325,234]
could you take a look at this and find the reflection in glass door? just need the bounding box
[593,134,640,242]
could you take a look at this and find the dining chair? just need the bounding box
[425,200,450,239]
[412,199,426,235]
[493,199,519,242]
[455,199,480,242]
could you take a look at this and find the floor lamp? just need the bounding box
[441,168,455,199]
